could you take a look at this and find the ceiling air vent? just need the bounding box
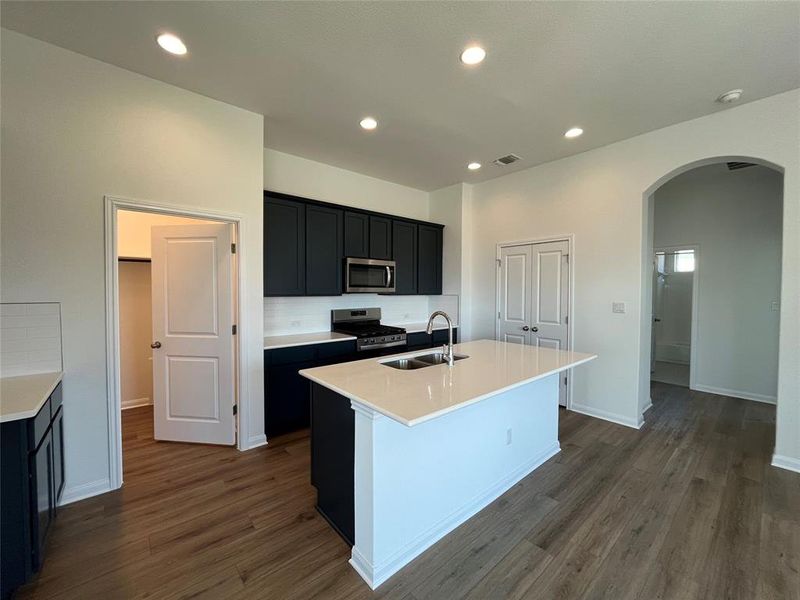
[726,161,755,171]
[493,154,522,166]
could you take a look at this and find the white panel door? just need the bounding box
[151,223,235,445]
[498,240,570,406]
[530,240,570,405]
[498,245,532,345]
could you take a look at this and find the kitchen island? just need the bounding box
[300,339,596,589]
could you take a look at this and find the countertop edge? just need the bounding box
[0,371,63,423]
[300,353,597,427]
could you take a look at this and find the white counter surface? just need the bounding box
[0,371,63,422]
[264,331,356,350]
[300,339,596,426]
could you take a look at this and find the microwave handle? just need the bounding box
[386,265,392,288]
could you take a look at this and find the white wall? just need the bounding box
[464,89,799,468]
[0,30,265,502]
[118,262,153,408]
[264,148,429,221]
[654,164,782,401]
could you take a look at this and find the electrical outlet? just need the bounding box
[612,302,626,314]
[506,428,512,445]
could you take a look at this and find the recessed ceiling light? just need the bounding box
[467,162,482,171]
[360,117,378,130]
[564,127,583,139]
[716,89,743,104]
[460,46,486,65]
[156,33,187,56]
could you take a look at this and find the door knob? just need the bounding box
[531,327,539,333]
[522,326,530,331]
[151,341,162,349]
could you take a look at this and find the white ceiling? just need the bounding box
[2,1,799,191]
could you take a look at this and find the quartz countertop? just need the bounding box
[300,339,596,426]
[0,371,63,422]
[264,331,356,350]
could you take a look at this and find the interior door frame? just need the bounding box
[652,244,700,390]
[104,195,248,491]
[495,234,575,408]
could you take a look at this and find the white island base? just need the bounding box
[349,374,560,588]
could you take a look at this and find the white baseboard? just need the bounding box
[121,397,152,410]
[354,442,561,589]
[59,477,112,506]
[244,433,267,450]
[771,454,800,474]
[691,384,776,405]
[570,402,642,429]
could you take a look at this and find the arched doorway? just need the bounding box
[639,156,785,442]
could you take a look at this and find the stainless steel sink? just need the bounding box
[414,352,469,366]
[381,352,469,370]
[381,357,430,370]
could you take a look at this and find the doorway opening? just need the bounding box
[495,236,573,407]
[642,160,783,411]
[106,197,243,489]
[650,245,698,388]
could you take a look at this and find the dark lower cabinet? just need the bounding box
[1,382,64,600]
[310,383,354,545]
[417,224,443,295]
[407,328,458,351]
[392,220,418,294]
[265,340,357,438]
[306,205,343,295]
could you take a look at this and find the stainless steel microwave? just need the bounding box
[345,258,396,293]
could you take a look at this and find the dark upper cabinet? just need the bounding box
[392,220,418,295]
[264,196,305,296]
[306,205,343,295]
[343,211,369,258]
[369,216,392,260]
[417,224,443,295]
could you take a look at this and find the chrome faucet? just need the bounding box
[426,311,455,366]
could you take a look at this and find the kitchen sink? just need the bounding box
[381,352,469,370]
[414,352,469,365]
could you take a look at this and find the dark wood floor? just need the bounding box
[17,383,799,599]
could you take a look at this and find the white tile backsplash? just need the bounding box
[264,295,459,336]
[0,303,63,377]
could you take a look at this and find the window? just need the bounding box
[674,249,695,272]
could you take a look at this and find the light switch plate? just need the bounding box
[612,302,626,314]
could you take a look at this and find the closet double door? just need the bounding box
[497,240,570,405]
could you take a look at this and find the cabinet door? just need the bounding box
[417,224,443,295]
[407,331,432,350]
[29,433,54,571]
[52,407,65,507]
[264,196,305,296]
[369,216,392,260]
[306,205,343,295]
[343,211,369,258]
[266,362,315,438]
[392,220,418,294]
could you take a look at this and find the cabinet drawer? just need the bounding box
[27,399,51,451]
[266,345,317,366]
[317,340,357,361]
